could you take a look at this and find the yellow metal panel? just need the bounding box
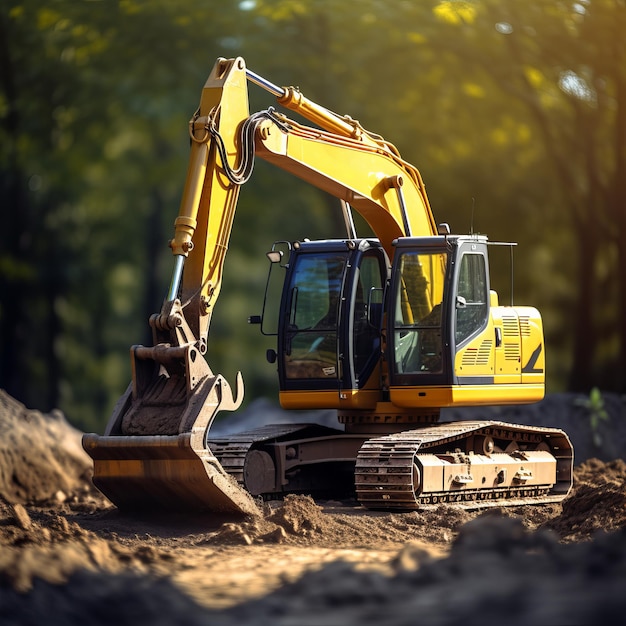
[454,321,496,378]
[338,389,380,409]
[389,385,451,407]
[491,306,521,382]
[279,390,341,410]
[389,383,545,408]
[518,307,545,385]
[256,123,436,259]
[492,374,524,385]
[279,388,380,410]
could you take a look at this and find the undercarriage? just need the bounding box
[208,419,573,510]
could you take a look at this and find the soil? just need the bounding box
[1,389,626,625]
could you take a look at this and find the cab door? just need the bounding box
[282,251,346,384]
[388,244,450,384]
[451,243,495,383]
[277,241,387,409]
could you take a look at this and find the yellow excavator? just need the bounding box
[83,57,573,514]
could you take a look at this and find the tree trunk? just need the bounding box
[143,188,167,347]
[614,54,626,392]
[568,212,599,391]
[0,13,28,402]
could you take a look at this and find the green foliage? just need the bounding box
[1,0,625,432]
[574,387,610,448]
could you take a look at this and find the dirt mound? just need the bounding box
[0,501,120,593]
[268,494,325,534]
[206,495,474,551]
[209,518,626,626]
[2,515,625,625]
[544,458,626,541]
[208,495,364,546]
[0,390,625,625]
[0,391,93,505]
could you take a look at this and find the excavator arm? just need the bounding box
[163,56,434,351]
[82,56,440,513]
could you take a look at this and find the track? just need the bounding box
[208,420,573,511]
[354,421,573,510]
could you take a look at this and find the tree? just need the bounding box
[0,1,253,428]
[425,0,626,391]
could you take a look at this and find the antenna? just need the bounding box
[488,241,518,306]
[470,197,475,235]
[509,243,515,306]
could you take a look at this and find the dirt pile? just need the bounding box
[212,518,626,626]
[207,495,327,545]
[1,391,626,625]
[0,501,125,593]
[2,506,625,625]
[0,391,92,504]
[204,460,626,551]
[544,458,626,542]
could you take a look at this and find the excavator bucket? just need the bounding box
[82,343,259,515]
[81,57,260,515]
[82,432,258,514]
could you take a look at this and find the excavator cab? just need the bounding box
[262,233,546,414]
[389,234,545,409]
[261,238,388,411]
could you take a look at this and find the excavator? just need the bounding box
[82,57,573,515]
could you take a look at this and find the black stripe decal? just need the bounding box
[522,344,544,374]
[457,376,495,385]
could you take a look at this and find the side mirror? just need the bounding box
[456,295,467,308]
[266,250,283,264]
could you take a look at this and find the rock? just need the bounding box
[10,503,32,530]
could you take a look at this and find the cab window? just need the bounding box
[455,253,488,344]
[284,253,345,379]
[392,251,447,374]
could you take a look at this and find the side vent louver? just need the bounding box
[461,340,493,366]
[519,316,531,336]
[502,314,521,361]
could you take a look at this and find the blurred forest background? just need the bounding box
[1,0,625,432]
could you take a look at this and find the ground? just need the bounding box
[1,389,625,625]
